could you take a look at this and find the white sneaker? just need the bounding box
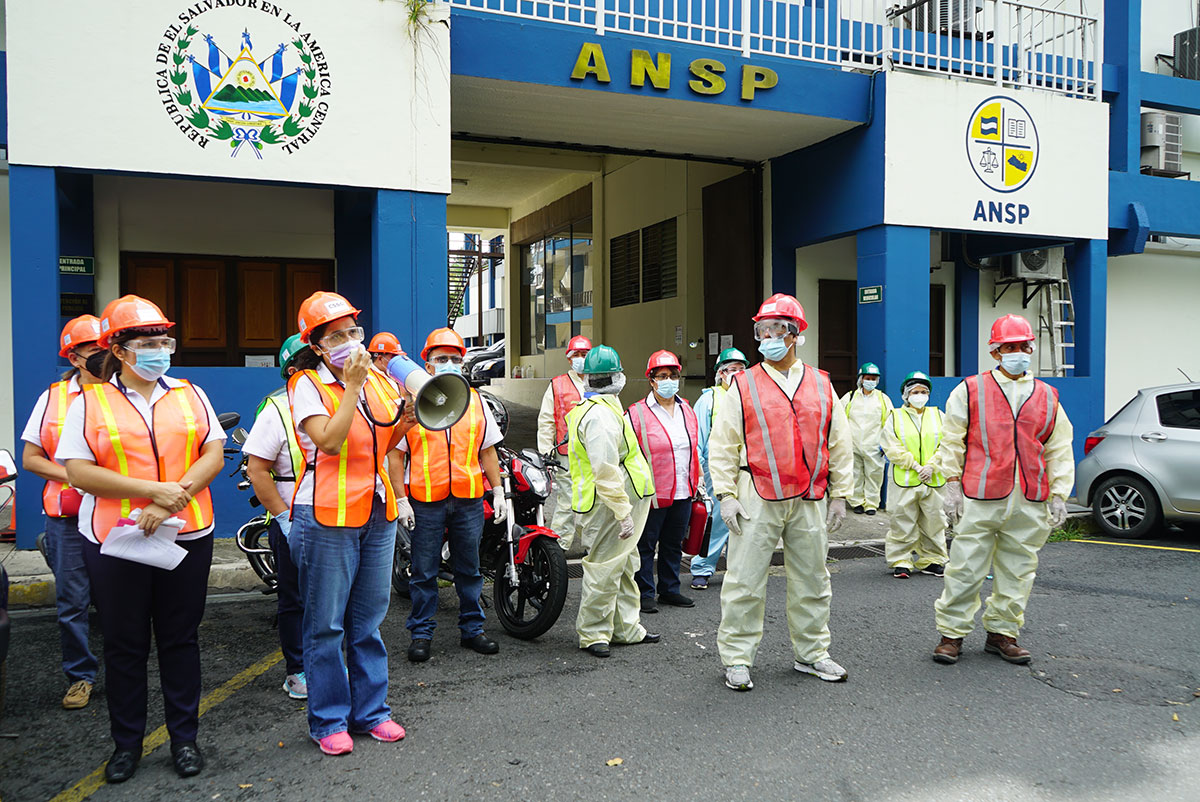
[794,658,848,682]
[724,665,754,691]
[283,672,308,699]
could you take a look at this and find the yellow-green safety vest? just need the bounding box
[256,389,305,482]
[566,395,655,514]
[890,406,946,488]
[707,384,726,425]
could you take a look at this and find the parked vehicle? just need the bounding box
[228,425,278,594]
[1076,382,1200,538]
[465,338,505,385]
[392,445,567,640]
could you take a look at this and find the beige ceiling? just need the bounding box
[448,162,589,208]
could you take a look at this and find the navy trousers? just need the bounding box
[635,498,691,599]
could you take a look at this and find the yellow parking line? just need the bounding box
[49,649,283,802]
[1075,540,1200,554]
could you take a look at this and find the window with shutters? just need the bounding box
[640,218,677,302]
[608,231,641,308]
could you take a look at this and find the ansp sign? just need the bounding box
[570,43,779,102]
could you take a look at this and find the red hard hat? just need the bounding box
[645,349,682,377]
[59,314,103,357]
[989,314,1035,345]
[297,291,360,344]
[368,332,403,356]
[566,335,593,355]
[753,293,808,332]
[98,295,174,348]
[421,327,466,361]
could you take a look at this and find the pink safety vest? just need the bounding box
[551,373,582,456]
[627,397,701,508]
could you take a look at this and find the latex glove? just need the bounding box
[943,481,964,524]
[720,496,745,536]
[1048,496,1069,529]
[826,498,847,533]
[396,496,415,531]
[618,515,636,540]
[492,487,507,524]
[917,464,935,483]
[275,512,292,538]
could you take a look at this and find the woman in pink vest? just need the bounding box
[931,314,1074,666]
[536,335,590,549]
[626,350,701,614]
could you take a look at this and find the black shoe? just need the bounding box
[659,591,695,608]
[920,564,945,577]
[460,633,500,655]
[865,509,877,516]
[852,505,865,514]
[171,742,204,778]
[585,642,611,658]
[640,597,659,614]
[105,748,140,784]
[407,638,431,663]
[892,566,911,579]
[638,632,661,644]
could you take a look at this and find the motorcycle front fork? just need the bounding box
[501,474,521,586]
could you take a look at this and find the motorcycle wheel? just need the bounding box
[392,528,412,599]
[493,535,568,640]
[237,520,277,592]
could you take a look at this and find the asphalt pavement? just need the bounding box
[3,529,1197,801]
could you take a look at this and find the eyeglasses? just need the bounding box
[997,342,1034,354]
[124,337,177,354]
[320,327,365,348]
[431,355,464,365]
[753,320,798,341]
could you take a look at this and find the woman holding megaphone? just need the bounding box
[288,291,414,756]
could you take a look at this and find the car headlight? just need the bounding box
[525,465,549,496]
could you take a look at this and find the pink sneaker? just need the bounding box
[364,720,406,742]
[313,731,354,756]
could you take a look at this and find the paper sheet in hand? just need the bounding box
[100,514,189,570]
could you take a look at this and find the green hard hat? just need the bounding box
[715,347,749,370]
[858,362,881,377]
[278,333,309,380]
[582,344,622,374]
[902,371,932,392]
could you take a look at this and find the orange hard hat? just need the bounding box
[368,332,404,356]
[297,291,360,343]
[566,335,593,355]
[97,295,174,348]
[421,327,466,361]
[59,314,103,357]
[753,293,808,332]
[989,314,1035,346]
[645,349,682,377]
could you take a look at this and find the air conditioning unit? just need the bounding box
[911,0,984,36]
[1003,248,1065,281]
[1141,111,1184,173]
[1174,27,1200,80]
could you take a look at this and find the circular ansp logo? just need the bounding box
[154,3,332,159]
[965,97,1038,193]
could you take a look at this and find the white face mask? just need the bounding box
[908,393,929,409]
[862,379,879,392]
[1000,352,1032,375]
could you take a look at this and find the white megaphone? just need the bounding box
[386,354,471,431]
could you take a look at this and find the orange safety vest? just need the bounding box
[80,380,214,542]
[963,372,1059,502]
[551,373,582,456]
[39,380,84,517]
[405,389,488,502]
[291,369,400,528]
[737,363,835,501]
[627,397,701,508]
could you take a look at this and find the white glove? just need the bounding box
[618,515,636,539]
[492,487,507,524]
[917,464,934,483]
[943,481,964,524]
[1048,496,1069,529]
[275,513,292,537]
[396,496,415,531]
[720,496,745,536]
[826,498,847,533]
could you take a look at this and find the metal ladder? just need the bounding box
[1036,278,1075,377]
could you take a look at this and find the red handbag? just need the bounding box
[683,497,711,557]
[59,487,84,517]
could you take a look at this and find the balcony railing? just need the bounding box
[450,0,1101,99]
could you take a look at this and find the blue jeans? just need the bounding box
[407,497,485,640]
[635,498,691,599]
[268,519,304,676]
[690,472,729,578]
[293,499,396,739]
[44,516,98,683]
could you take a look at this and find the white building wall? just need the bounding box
[1142,0,1198,72]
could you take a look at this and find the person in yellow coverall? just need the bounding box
[841,362,894,515]
[932,315,1074,666]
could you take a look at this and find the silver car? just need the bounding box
[1076,382,1200,538]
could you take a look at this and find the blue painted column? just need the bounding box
[10,166,61,549]
[371,190,448,357]
[1070,239,1107,446]
[855,225,930,398]
[954,256,980,377]
[1105,0,1141,173]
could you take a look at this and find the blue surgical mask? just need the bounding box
[862,379,879,392]
[1000,352,1031,375]
[434,361,463,376]
[655,378,680,399]
[129,349,171,381]
[758,337,791,362]
[571,357,585,374]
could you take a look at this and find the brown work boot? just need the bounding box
[63,680,93,709]
[985,632,1032,664]
[932,636,963,664]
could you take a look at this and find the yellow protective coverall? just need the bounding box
[568,394,654,649]
[933,369,1075,638]
[537,370,586,549]
[880,405,950,571]
[840,388,894,512]
[709,362,855,667]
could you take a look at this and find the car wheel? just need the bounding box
[1092,475,1162,539]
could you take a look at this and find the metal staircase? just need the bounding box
[1036,278,1076,377]
[447,247,478,328]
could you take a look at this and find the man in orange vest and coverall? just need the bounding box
[536,335,591,550]
[708,294,854,692]
[931,314,1073,666]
